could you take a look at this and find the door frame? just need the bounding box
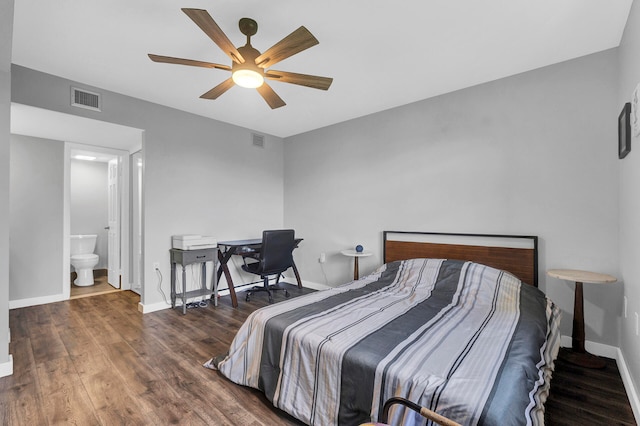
[63,142,131,299]
[107,158,120,288]
[131,150,143,295]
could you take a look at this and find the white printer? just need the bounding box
[172,235,217,250]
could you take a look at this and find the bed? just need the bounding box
[206,231,561,425]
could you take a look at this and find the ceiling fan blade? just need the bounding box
[148,54,231,71]
[182,8,245,64]
[255,26,318,68]
[256,83,286,109]
[265,70,333,90]
[200,78,235,99]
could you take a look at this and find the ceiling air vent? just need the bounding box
[252,133,265,148]
[71,87,101,112]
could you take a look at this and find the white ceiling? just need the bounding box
[11,0,633,138]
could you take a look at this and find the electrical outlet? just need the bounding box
[153,262,160,270]
[319,253,326,263]
[624,296,628,318]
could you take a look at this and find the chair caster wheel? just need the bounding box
[285,290,290,298]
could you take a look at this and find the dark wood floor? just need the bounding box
[545,348,636,425]
[0,285,636,425]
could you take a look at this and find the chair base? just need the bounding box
[245,279,290,304]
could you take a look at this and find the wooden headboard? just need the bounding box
[383,231,538,287]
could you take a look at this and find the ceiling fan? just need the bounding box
[148,8,333,109]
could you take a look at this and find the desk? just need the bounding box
[341,249,373,280]
[547,269,616,369]
[216,238,303,308]
[170,247,218,315]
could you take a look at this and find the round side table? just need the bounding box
[341,250,372,280]
[547,269,616,369]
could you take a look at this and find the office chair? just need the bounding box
[242,229,296,303]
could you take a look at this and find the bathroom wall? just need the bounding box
[70,158,108,270]
[9,134,64,301]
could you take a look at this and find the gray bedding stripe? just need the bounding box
[429,266,501,417]
[338,259,464,425]
[257,260,404,400]
[478,282,554,425]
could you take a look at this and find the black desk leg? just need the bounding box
[217,249,239,308]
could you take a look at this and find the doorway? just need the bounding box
[10,103,144,305]
[67,144,128,299]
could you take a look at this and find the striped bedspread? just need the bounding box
[210,259,561,425]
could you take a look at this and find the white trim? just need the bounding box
[278,273,330,291]
[215,281,331,294]
[137,301,170,314]
[138,298,211,314]
[0,355,13,378]
[561,336,639,423]
[560,335,618,358]
[217,286,249,296]
[9,293,66,309]
[298,280,331,291]
[63,143,71,300]
[616,348,640,423]
[138,278,330,314]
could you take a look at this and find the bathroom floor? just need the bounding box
[70,274,120,299]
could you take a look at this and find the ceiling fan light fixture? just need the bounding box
[232,68,264,88]
[149,10,331,108]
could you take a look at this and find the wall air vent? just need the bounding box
[252,133,265,148]
[71,87,101,112]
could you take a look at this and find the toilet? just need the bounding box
[70,234,100,286]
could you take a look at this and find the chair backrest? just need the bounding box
[260,229,295,275]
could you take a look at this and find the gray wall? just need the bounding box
[0,0,14,370]
[9,135,64,301]
[11,65,285,308]
[284,49,620,346]
[618,0,640,403]
[70,158,108,269]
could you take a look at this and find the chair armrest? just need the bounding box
[379,397,460,426]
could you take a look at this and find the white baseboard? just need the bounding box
[560,335,618,358]
[139,279,329,314]
[138,294,219,314]
[561,335,639,423]
[9,293,66,309]
[138,300,170,314]
[299,280,331,291]
[0,355,13,378]
[215,279,331,294]
[616,348,640,423]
